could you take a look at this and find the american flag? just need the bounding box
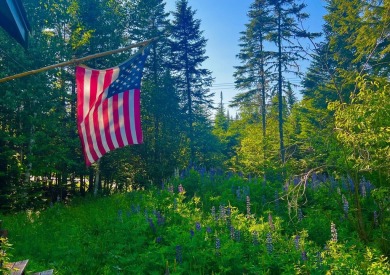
[76,48,149,166]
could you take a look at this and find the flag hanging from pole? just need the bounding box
[76,47,150,166]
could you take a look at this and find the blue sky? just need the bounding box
[165,0,327,111]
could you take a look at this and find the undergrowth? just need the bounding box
[1,169,389,274]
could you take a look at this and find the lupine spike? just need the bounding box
[342,194,349,218]
[230,226,235,239]
[268,213,275,231]
[175,245,183,264]
[195,222,201,231]
[246,196,251,218]
[219,204,225,221]
[294,235,300,250]
[374,211,379,227]
[178,184,184,194]
[252,231,259,246]
[266,232,273,253]
[298,208,303,222]
[211,206,216,220]
[235,229,241,242]
[301,251,307,261]
[215,238,221,256]
[331,222,338,242]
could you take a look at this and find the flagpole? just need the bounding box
[0,37,157,84]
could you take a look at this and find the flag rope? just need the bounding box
[0,37,157,84]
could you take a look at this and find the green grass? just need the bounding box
[1,171,390,274]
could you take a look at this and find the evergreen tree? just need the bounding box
[169,0,213,166]
[233,0,274,140]
[121,0,184,183]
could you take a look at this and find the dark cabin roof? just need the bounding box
[0,0,30,48]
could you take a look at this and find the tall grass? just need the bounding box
[1,170,389,274]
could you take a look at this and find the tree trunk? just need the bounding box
[277,6,285,164]
[93,160,100,196]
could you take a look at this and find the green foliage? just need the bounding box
[0,236,12,274]
[329,76,390,181]
[1,170,389,273]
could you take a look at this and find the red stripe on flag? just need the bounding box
[93,93,105,158]
[113,94,124,148]
[134,89,143,143]
[123,91,132,144]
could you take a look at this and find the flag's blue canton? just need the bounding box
[107,48,149,98]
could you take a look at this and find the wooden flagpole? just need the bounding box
[0,38,157,84]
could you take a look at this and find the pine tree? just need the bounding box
[169,0,213,165]
[267,0,319,164]
[233,0,274,137]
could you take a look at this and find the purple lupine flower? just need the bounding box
[365,179,374,196]
[176,245,183,264]
[178,184,184,194]
[156,236,162,243]
[347,175,355,192]
[235,230,241,242]
[230,226,235,239]
[216,238,221,249]
[206,227,212,234]
[331,222,337,242]
[168,184,174,193]
[226,206,231,217]
[227,171,233,179]
[252,231,259,246]
[211,206,216,220]
[360,181,367,198]
[190,230,194,237]
[312,172,318,185]
[195,222,201,231]
[215,237,221,256]
[246,196,251,218]
[293,177,300,186]
[342,195,349,217]
[156,211,165,226]
[298,208,303,222]
[266,232,273,253]
[268,213,275,231]
[274,191,279,210]
[148,218,156,233]
[283,181,289,192]
[219,205,226,221]
[374,211,379,227]
[226,217,231,230]
[236,186,242,201]
[294,235,300,250]
[301,251,307,261]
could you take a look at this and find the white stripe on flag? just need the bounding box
[129,90,138,144]
[118,92,128,145]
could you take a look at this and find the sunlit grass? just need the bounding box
[1,170,389,274]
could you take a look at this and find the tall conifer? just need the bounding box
[169,0,213,165]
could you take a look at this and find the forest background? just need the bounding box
[0,0,389,272]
